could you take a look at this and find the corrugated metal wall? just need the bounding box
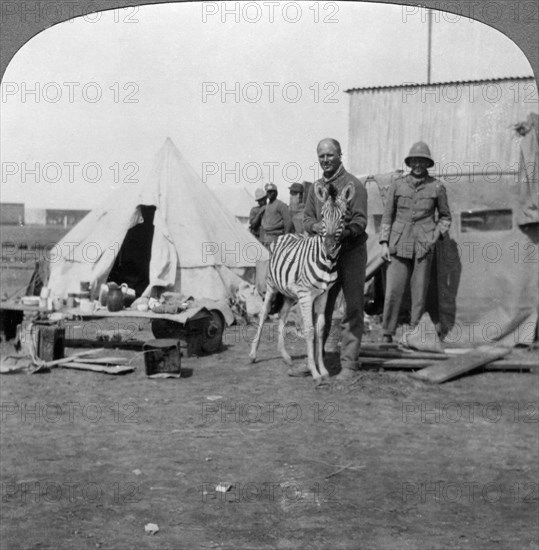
[347,78,538,176]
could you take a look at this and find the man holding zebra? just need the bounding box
[302,138,369,381]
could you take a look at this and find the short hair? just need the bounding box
[317,138,342,156]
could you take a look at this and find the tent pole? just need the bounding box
[427,8,432,84]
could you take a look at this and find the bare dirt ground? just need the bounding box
[1,319,538,550]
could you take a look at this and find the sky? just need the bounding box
[0,1,534,209]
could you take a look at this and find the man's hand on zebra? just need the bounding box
[340,228,351,241]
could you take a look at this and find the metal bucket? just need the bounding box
[143,339,181,376]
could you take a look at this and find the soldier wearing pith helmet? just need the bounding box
[379,141,452,343]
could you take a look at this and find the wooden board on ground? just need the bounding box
[74,356,128,365]
[360,358,434,369]
[60,362,135,375]
[412,346,511,383]
[360,356,537,372]
[43,349,105,368]
[359,348,448,360]
[482,359,538,372]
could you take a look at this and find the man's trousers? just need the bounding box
[382,253,433,336]
[323,242,367,370]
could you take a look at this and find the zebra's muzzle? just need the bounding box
[324,238,340,259]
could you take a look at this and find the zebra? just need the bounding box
[249,181,355,384]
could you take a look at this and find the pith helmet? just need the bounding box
[405,141,435,168]
[265,183,278,192]
[254,188,267,201]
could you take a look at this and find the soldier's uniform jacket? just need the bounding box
[379,173,451,259]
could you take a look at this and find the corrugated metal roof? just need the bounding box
[345,75,536,93]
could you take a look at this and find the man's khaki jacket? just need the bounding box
[379,173,452,259]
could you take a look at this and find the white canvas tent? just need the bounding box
[47,138,269,301]
[208,186,254,226]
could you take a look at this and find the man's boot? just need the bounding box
[335,366,358,381]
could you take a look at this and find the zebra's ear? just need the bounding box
[339,182,356,203]
[314,181,328,202]
[314,182,328,203]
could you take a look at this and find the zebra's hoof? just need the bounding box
[249,353,256,363]
[313,377,323,386]
[321,373,330,381]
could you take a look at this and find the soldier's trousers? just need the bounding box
[382,253,433,336]
[323,242,367,370]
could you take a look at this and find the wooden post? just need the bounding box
[427,8,432,84]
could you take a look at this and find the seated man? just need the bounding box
[108,205,155,297]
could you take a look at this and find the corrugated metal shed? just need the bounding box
[344,75,535,93]
[346,76,537,176]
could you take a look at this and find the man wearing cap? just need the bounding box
[249,188,267,241]
[260,183,292,247]
[303,138,369,381]
[289,182,305,234]
[379,141,452,343]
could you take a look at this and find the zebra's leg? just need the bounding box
[313,292,330,380]
[249,286,276,363]
[277,297,294,366]
[297,290,320,383]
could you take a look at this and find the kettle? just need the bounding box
[107,282,124,312]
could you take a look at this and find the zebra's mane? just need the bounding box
[326,183,338,201]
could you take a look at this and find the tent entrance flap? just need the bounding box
[107,206,155,297]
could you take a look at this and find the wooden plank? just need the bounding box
[30,349,105,374]
[75,356,128,365]
[360,357,537,372]
[59,362,135,375]
[412,346,511,383]
[43,349,105,368]
[359,349,448,360]
[361,358,433,369]
[482,359,538,372]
